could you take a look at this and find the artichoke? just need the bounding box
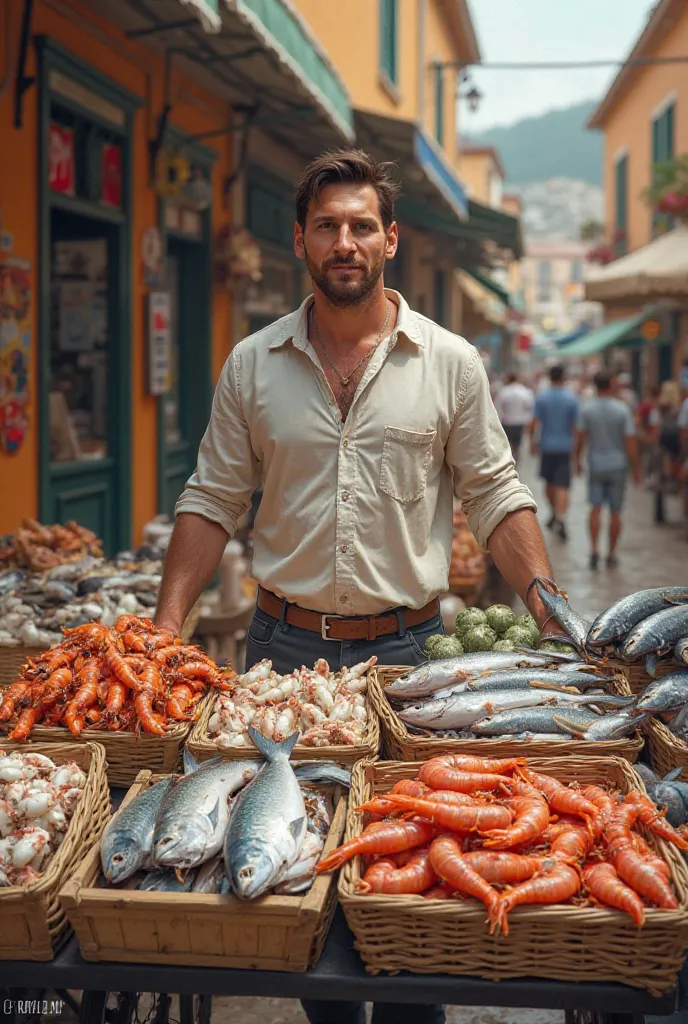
[538,640,578,656]
[484,604,517,636]
[503,625,537,648]
[493,638,516,652]
[455,607,487,638]
[426,635,465,660]
[516,613,541,647]
[462,624,497,652]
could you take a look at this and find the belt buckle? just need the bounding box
[321,614,344,641]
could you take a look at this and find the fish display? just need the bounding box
[587,589,688,648]
[207,657,374,749]
[0,519,103,572]
[619,607,688,661]
[100,777,175,883]
[317,755,687,933]
[0,748,86,886]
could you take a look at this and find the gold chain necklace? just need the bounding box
[312,299,392,388]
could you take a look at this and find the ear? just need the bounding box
[294,221,305,260]
[385,221,399,260]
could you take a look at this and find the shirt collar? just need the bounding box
[267,289,425,351]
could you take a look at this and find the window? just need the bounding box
[537,260,551,302]
[652,101,675,236]
[615,154,628,255]
[379,0,398,85]
[570,259,583,284]
[434,64,444,145]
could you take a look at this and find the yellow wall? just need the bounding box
[599,3,688,252]
[0,0,234,541]
[458,151,493,204]
[423,0,461,154]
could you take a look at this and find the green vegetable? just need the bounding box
[424,634,450,656]
[538,640,578,655]
[516,613,541,646]
[484,604,517,636]
[425,635,464,660]
[462,624,497,653]
[503,625,537,648]
[455,607,487,638]
[493,639,516,652]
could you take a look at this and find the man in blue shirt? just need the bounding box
[530,365,579,541]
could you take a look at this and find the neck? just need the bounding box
[311,281,390,347]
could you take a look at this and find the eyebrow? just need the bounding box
[311,213,379,226]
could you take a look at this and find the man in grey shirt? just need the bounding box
[575,371,640,570]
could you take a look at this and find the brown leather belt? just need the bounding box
[257,587,440,642]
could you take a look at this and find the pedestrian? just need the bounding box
[636,385,660,485]
[575,370,640,570]
[154,149,559,1024]
[529,365,579,541]
[615,370,639,412]
[494,372,534,460]
[650,380,683,489]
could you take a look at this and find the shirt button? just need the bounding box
[340,544,348,553]
[342,439,349,448]
[342,492,349,502]
[340,595,348,604]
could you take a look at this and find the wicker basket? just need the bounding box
[61,769,347,970]
[181,602,201,643]
[338,756,688,995]
[646,717,688,782]
[0,646,47,686]
[368,666,644,762]
[610,660,677,695]
[0,741,110,960]
[187,688,380,766]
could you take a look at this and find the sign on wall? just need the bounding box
[101,143,122,208]
[0,257,32,455]
[147,292,172,396]
[48,123,75,195]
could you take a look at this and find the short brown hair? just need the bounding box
[295,149,401,229]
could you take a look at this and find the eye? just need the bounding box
[318,221,333,229]
[356,224,372,231]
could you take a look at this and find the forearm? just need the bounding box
[155,513,229,634]
[487,509,553,628]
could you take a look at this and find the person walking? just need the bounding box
[494,372,534,460]
[575,370,640,569]
[154,149,559,1024]
[650,380,683,489]
[530,365,579,540]
[636,385,660,485]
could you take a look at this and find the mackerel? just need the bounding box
[398,688,617,731]
[534,580,590,651]
[675,636,688,667]
[471,706,601,736]
[635,670,688,712]
[620,607,688,659]
[587,588,688,647]
[576,709,646,741]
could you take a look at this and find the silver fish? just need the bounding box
[224,727,306,900]
[100,778,175,884]
[668,704,688,737]
[272,832,324,896]
[137,869,197,892]
[472,706,601,736]
[634,764,661,790]
[511,732,572,742]
[153,759,261,869]
[464,669,615,693]
[192,855,226,894]
[294,763,351,788]
[675,636,688,667]
[385,651,576,701]
[580,709,646,741]
[398,688,611,731]
[587,588,688,647]
[652,782,687,827]
[620,606,688,660]
[635,670,688,713]
[534,580,590,650]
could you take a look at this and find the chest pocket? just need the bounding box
[379,426,437,503]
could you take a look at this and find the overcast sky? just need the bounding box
[463,0,656,132]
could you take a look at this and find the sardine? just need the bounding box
[385,651,578,701]
[471,706,601,736]
[620,606,688,660]
[534,580,590,650]
[587,588,688,647]
[635,670,688,712]
[675,636,688,667]
[100,778,176,884]
[464,669,615,693]
[580,709,646,741]
[153,759,261,869]
[137,868,197,892]
[224,727,307,900]
[398,688,612,731]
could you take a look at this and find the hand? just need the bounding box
[154,615,183,636]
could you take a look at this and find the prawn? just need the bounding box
[102,646,141,690]
[363,790,476,818]
[428,834,502,932]
[358,847,437,895]
[498,861,581,936]
[0,683,31,722]
[134,691,167,736]
[39,668,72,706]
[9,706,44,742]
[416,763,513,794]
[166,683,199,720]
[549,825,594,864]
[115,615,154,634]
[482,790,550,850]
[623,791,688,851]
[64,667,99,736]
[62,622,111,650]
[423,882,456,899]
[105,680,127,717]
[462,850,549,885]
[583,861,645,927]
[120,630,149,654]
[360,794,513,833]
[519,770,598,832]
[390,779,430,797]
[580,785,618,819]
[609,845,678,909]
[420,754,526,778]
[630,832,671,882]
[316,820,436,873]
[173,662,218,685]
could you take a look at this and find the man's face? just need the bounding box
[294,183,398,307]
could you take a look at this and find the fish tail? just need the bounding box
[551,714,588,738]
[247,724,300,760]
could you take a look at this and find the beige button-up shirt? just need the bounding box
[175,291,537,615]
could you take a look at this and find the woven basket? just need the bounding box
[339,756,688,995]
[368,666,643,762]
[610,660,677,695]
[187,688,379,766]
[181,602,201,644]
[61,769,347,970]
[646,717,688,782]
[0,740,110,960]
[0,646,47,686]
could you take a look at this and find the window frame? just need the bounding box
[379,0,398,86]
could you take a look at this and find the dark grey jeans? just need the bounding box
[244,602,447,1024]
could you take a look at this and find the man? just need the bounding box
[155,150,557,1024]
[575,370,640,570]
[494,372,534,460]
[530,365,579,541]
[615,370,639,413]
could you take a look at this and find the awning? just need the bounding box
[554,326,590,348]
[456,270,507,326]
[559,310,657,357]
[584,225,688,302]
[464,267,510,307]
[90,0,354,155]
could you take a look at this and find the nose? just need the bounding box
[333,224,356,256]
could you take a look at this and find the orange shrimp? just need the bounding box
[115,614,154,634]
[134,691,167,736]
[103,646,141,690]
[428,834,502,932]
[391,779,430,797]
[549,825,594,864]
[64,667,99,736]
[166,683,198,720]
[173,662,218,684]
[416,763,514,794]
[31,647,76,673]
[0,682,31,722]
[62,622,111,649]
[420,754,526,782]
[135,662,164,696]
[360,794,513,834]
[583,861,645,927]
[85,707,102,726]
[624,791,688,851]
[520,770,599,832]
[462,850,549,884]
[482,790,550,850]
[121,630,149,654]
[9,705,44,741]
[580,785,618,819]
[359,847,437,895]
[423,882,456,900]
[105,680,127,717]
[609,846,678,909]
[152,645,186,667]
[630,832,671,882]
[317,820,436,873]
[498,861,581,936]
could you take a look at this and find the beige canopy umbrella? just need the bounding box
[584,223,688,302]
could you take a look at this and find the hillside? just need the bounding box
[467,100,603,186]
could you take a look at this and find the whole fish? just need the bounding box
[587,588,688,647]
[635,670,688,713]
[675,636,688,667]
[668,704,688,738]
[472,706,601,736]
[385,651,579,701]
[0,570,24,597]
[579,709,646,741]
[273,832,324,896]
[192,855,226,894]
[398,688,614,731]
[652,780,687,827]
[224,727,306,900]
[100,778,175,884]
[620,606,688,660]
[293,763,351,788]
[463,669,615,693]
[634,764,661,791]
[153,759,261,869]
[137,869,197,892]
[534,579,590,651]
[511,731,572,742]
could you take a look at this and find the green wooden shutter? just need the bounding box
[652,103,676,237]
[434,65,444,145]
[615,155,628,255]
[379,0,397,84]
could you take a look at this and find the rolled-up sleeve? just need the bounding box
[174,349,260,537]
[446,350,537,547]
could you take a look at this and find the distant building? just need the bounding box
[521,240,603,336]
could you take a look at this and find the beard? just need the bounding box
[303,246,386,308]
